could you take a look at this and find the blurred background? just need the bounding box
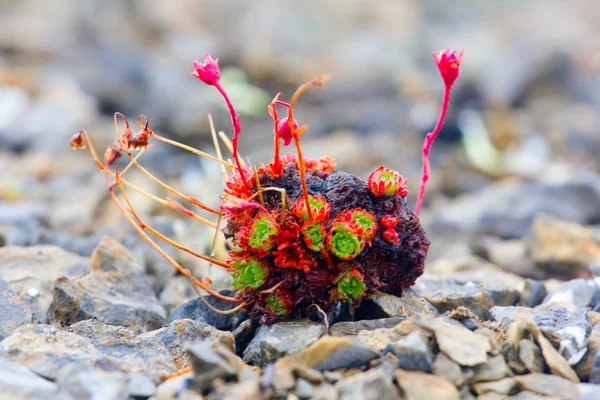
[2,0,600,299]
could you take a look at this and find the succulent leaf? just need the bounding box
[248,214,278,252]
[231,256,269,289]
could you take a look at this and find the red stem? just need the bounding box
[415,85,451,216]
[215,83,250,190]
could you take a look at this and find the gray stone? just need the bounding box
[575,331,600,381]
[432,353,465,387]
[414,278,519,320]
[295,378,314,399]
[519,279,547,308]
[158,275,197,313]
[232,317,259,355]
[396,369,460,400]
[472,377,517,396]
[578,383,600,400]
[243,320,324,366]
[47,236,166,333]
[168,289,247,331]
[589,348,600,384]
[139,318,235,369]
[538,279,597,312]
[525,307,591,365]
[187,341,244,392]
[384,330,434,373]
[337,367,399,400]
[0,322,176,383]
[414,316,492,367]
[0,245,89,323]
[126,374,156,399]
[330,316,405,337]
[0,357,73,400]
[0,277,32,339]
[56,367,129,400]
[490,306,534,330]
[356,289,438,319]
[519,339,546,373]
[471,355,512,383]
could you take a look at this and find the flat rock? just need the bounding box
[0,245,89,323]
[472,377,517,396]
[356,289,439,319]
[432,353,465,386]
[277,336,379,371]
[0,357,73,400]
[337,367,399,400]
[357,326,406,351]
[538,279,597,312]
[47,236,166,333]
[471,354,512,383]
[330,316,405,337]
[524,307,591,365]
[243,320,324,366]
[168,289,247,331]
[396,369,460,400]
[514,373,578,399]
[0,277,32,339]
[0,322,176,383]
[414,316,492,367]
[140,318,235,368]
[414,278,519,320]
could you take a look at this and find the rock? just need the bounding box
[337,367,399,400]
[0,277,32,339]
[471,355,512,383]
[524,307,591,365]
[231,317,260,356]
[414,316,492,367]
[490,306,534,330]
[186,341,242,392]
[126,374,157,399]
[153,373,195,400]
[356,289,438,319]
[414,278,519,320]
[47,236,166,333]
[514,373,577,399]
[356,325,406,351]
[243,320,324,366]
[312,383,338,400]
[508,392,560,400]
[293,366,324,384]
[330,316,405,337]
[158,275,197,313]
[519,279,547,308]
[56,367,129,400]
[432,353,465,386]
[139,318,235,369]
[588,348,600,384]
[575,331,600,380]
[395,369,460,400]
[0,245,89,323]
[168,289,247,331]
[277,336,379,371]
[472,377,517,396]
[295,378,314,399]
[0,357,73,400]
[518,339,546,373]
[528,214,600,278]
[212,380,261,399]
[578,383,600,400]
[537,279,596,311]
[383,330,434,373]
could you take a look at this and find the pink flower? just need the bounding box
[433,49,463,87]
[277,117,298,146]
[192,53,220,86]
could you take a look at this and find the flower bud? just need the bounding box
[368,166,408,198]
[192,53,221,86]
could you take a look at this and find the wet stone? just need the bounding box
[330,316,405,337]
[139,318,235,369]
[0,357,73,400]
[0,244,89,323]
[0,277,32,339]
[47,236,166,333]
[243,320,324,366]
[414,278,519,320]
[168,289,247,331]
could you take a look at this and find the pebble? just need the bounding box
[490,306,534,330]
[168,288,248,331]
[355,289,438,319]
[47,236,166,333]
[396,369,460,400]
[514,373,577,399]
[432,352,465,387]
[55,367,129,400]
[330,316,405,337]
[243,320,324,366]
[537,279,597,312]
[519,279,548,308]
[471,354,512,383]
[186,341,241,392]
[337,367,399,400]
[383,330,435,373]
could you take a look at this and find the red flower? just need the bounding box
[192,53,221,86]
[273,221,316,272]
[433,49,463,87]
[277,117,298,146]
